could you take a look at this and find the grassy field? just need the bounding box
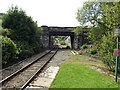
[50,51,118,88]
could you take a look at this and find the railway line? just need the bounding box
[1,50,51,81]
[0,48,58,90]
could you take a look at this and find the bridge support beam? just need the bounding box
[41,34,49,48]
[41,26,49,48]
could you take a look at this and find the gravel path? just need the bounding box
[27,49,70,89]
[46,49,70,67]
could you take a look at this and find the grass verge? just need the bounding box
[50,51,118,88]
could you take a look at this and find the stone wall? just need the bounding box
[41,25,79,49]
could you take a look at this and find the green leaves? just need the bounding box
[2,6,36,43]
[76,1,120,71]
[99,32,116,71]
[1,35,19,64]
[76,2,103,26]
[1,6,43,64]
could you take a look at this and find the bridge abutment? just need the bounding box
[41,26,49,48]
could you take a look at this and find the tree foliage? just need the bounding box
[76,2,103,26]
[76,1,120,71]
[2,6,42,64]
[2,6,36,44]
[98,32,116,71]
[101,2,120,30]
[1,36,19,64]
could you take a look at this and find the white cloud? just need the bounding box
[0,0,84,27]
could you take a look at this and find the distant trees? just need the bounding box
[1,6,42,65]
[76,2,120,71]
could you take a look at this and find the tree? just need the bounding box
[2,6,42,59]
[76,2,103,26]
[2,6,36,44]
[76,1,120,45]
[76,1,120,71]
[101,2,120,30]
[76,2,107,44]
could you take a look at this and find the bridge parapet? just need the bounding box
[48,27,75,32]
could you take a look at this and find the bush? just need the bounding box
[61,42,66,45]
[32,27,43,53]
[16,41,34,59]
[0,26,10,37]
[31,40,42,53]
[90,50,97,55]
[81,44,88,49]
[66,46,70,49]
[1,6,43,62]
[1,36,19,64]
[87,48,97,55]
[98,32,116,71]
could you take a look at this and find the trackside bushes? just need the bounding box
[1,6,43,64]
[98,32,116,71]
[1,36,19,64]
[16,41,34,59]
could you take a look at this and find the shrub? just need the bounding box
[61,42,66,45]
[2,6,43,61]
[1,36,19,64]
[66,46,70,49]
[81,44,88,49]
[90,49,97,55]
[16,41,34,59]
[87,48,97,55]
[98,32,116,71]
[31,40,42,53]
[0,26,10,37]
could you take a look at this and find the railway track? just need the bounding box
[0,48,58,90]
[1,50,51,81]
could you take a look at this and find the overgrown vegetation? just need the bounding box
[76,2,120,71]
[1,36,19,64]
[1,6,43,65]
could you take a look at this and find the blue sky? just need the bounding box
[1,0,85,27]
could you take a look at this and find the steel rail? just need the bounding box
[20,48,58,90]
[0,49,53,84]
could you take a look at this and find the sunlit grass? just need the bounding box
[50,51,118,88]
[50,63,118,88]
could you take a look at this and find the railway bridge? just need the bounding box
[41,25,78,49]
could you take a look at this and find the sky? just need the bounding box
[0,0,85,27]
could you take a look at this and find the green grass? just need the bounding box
[50,63,118,88]
[0,20,2,26]
[50,51,118,88]
[61,45,67,48]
